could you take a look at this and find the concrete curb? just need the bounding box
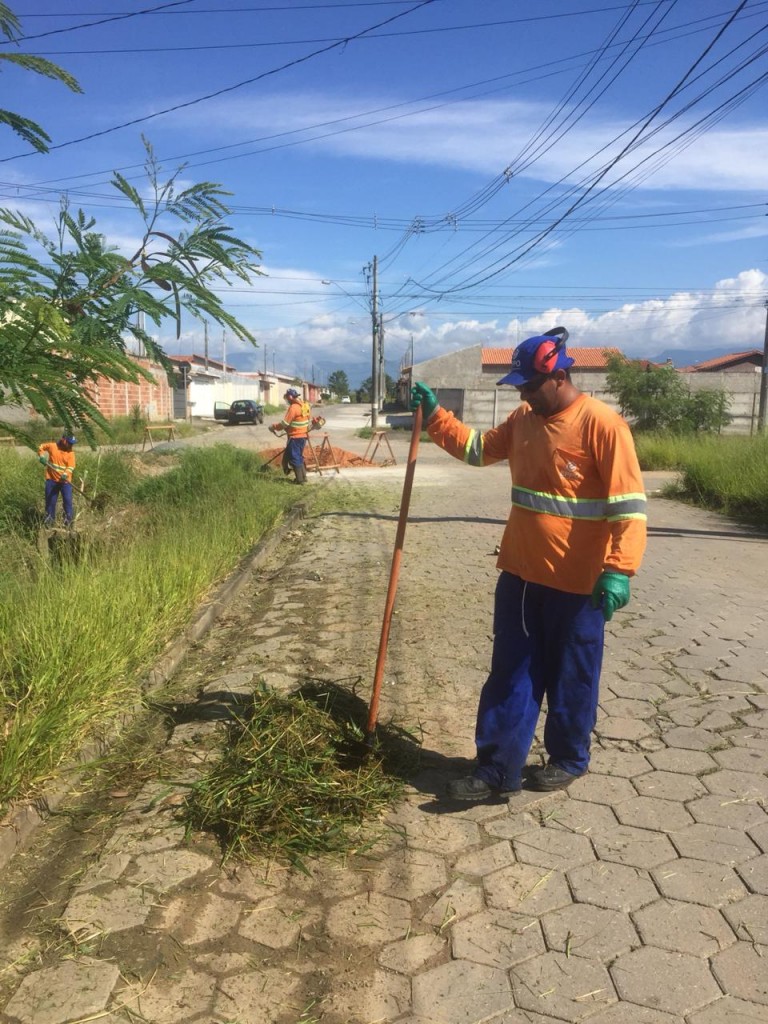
[0,503,307,872]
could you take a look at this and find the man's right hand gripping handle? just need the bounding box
[410,382,439,420]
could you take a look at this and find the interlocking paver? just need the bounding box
[377,932,448,974]
[513,828,595,870]
[319,967,411,1023]
[484,863,573,916]
[610,946,722,1015]
[711,943,768,1005]
[421,877,485,927]
[451,910,544,968]
[325,891,411,945]
[702,769,768,802]
[735,852,768,894]
[371,847,449,899]
[130,968,217,1023]
[452,840,514,877]
[589,748,652,778]
[212,966,302,1024]
[160,891,240,944]
[568,774,637,806]
[542,799,619,836]
[540,903,639,961]
[2,959,120,1024]
[646,747,717,774]
[412,960,513,1023]
[632,769,706,802]
[714,747,768,773]
[567,862,657,912]
[613,795,693,832]
[238,896,320,948]
[632,898,735,955]
[651,857,747,906]
[591,825,677,869]
[511,951,616,1021]
[661,725,726,751]
[62,884,152,935]
[722,893,768,945]
[670,822,761,865]
[687,995,768,1023]
[687,794,768,830]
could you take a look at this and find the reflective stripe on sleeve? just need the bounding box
[512,486,647,522]
[463,429,484,466]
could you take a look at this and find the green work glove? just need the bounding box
[38,454,48,466]
[410,382,439,420]
[591,571,630,622]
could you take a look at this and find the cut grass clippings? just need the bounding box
[184,684,406,868]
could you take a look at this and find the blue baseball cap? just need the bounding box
[497,329,574,386]
[61,434,77,445]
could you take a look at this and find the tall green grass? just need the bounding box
[635,431,768,523]
[0,445,297,811]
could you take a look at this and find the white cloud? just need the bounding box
[190,91,768,191]
[170,266,765,384]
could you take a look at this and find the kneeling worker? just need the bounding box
[410,328,647,803]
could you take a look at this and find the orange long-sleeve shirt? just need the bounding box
[277,399,310,438]
[38,442,76,483]
[427,394,647,595]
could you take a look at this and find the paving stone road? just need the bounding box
[1,417,767,1024]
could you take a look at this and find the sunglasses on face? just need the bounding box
[516,373,551,394]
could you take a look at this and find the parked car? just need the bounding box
[215,399,264,425]
[340,396,351,403]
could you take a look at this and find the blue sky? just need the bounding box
[4,0,768,386]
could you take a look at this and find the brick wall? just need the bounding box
[91,359,174,422]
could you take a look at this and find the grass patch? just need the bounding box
[184,683,410,867]
[635,432,768,524]
[0,444,300,811]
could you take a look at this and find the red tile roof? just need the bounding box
[678,350,762,372]
[483,346,622,369]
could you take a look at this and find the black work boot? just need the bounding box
[294,463,307,484]
[526,763,584,791]
[446,776,519,802]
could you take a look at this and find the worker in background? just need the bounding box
[410,328,647,803]
[38,434,77,527]
[269,388,310,484]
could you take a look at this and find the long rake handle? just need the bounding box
[365,404,423,745]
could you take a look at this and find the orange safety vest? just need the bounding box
[280,399,310,438]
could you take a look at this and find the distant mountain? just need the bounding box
[645,347,745,368]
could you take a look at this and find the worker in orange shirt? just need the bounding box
[38,433,77,527]
[410,328,647,803]
[270,388,310,484]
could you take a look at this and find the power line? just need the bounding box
[0,0,437,163]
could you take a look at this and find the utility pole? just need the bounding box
[758,299,768,433]
[203,321,209,370]
[378,311,385,412]
[221,329,226,371]
[370,255,379,429]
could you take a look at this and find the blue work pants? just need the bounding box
[474,572,605,792]
[45,479,74,526]
[286,437,307,468]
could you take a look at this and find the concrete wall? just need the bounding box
[410,350,762,434]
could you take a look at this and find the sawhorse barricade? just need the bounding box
[306,433,341,475]
[363,430,397,467]
[142,424,177,452]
